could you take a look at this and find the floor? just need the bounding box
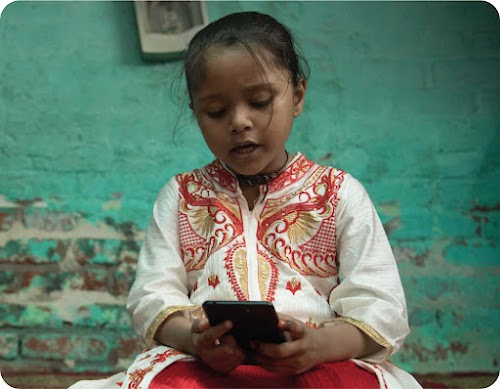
[2,371,498,389]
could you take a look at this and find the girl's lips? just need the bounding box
[230,143,260,155]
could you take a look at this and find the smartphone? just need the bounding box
[202,300,286,352]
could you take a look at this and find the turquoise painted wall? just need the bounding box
[0,0,499,375]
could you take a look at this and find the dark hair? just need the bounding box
[183,11,310,102]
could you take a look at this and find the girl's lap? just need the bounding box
[150,360,379,388]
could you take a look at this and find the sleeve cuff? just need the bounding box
[145,305,201,347]
[323,316,394,363]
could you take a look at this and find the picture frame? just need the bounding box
[134,1,209,61]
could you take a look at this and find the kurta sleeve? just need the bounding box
[127,177,196,346]
[327,173,410,363]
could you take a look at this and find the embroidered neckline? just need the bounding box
[203,152,311,194]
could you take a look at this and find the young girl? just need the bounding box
[71,11,422,389]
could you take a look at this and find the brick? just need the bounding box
[111,262,136,296]
[0,207,16,231]
[5,269,109,296]
[117,240,141,263]
[19,305,64,328]
[0,239,69,264]
[73,239,122,266]
[102,217,141,239]
[0,332,19,360]
[73,305,132,330]
[22,208,81,231]
[116,332,146,360]
[0,304,63,328]
[0,271,16,294]
[21,333,115,362]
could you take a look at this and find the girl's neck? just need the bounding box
[235,150,289,188]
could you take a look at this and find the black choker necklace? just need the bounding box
[236,151,289,187]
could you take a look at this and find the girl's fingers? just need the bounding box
[195,320,233,347]
[278,318,305,341]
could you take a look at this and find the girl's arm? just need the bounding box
[126,178,195,347]
[328,172,410,362]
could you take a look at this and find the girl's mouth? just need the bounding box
[231,143,260,155]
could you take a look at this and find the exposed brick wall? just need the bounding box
[0,0,499,376]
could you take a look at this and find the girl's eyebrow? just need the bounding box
[197,93,223,103]
[244,82,274,93]
[196,82,275,103]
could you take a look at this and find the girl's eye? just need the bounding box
[207,109,225,118]
[252,98,272,108]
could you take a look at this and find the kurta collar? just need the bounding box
[202,153,315,194]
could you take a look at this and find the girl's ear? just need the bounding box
[293,78,307,117]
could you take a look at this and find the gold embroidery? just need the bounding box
[285,211,319,244]
[145,305,200,347]
[234,248,249,299]
[189,206,216,237]
[257,254,270,299]
[329,316,393,360]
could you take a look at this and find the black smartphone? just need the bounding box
[202,300,286,352]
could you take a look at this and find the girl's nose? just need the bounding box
[229,106,252,133]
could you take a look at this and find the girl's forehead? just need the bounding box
[189,44,294,105]
[205,44,279,72]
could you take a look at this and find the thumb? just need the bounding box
[279,319,305,341]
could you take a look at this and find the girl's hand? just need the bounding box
[190,318,246,374]
[251,314,325,375]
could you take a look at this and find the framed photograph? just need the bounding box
[134,1,208,60]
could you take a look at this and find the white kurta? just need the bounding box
[70,153,421,389]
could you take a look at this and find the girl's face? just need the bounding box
[190,46,306,176]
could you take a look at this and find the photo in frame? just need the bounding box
[134,1,208,60]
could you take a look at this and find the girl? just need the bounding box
[71,11,422,389]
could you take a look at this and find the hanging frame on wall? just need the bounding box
[134,1,208,61]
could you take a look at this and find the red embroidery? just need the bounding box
[269,154,314,192]
[286,277,302,295]
[258,250,279,302]
[259,168,344,277]
[208,274,220,288]
[151,349,182,364]
[204,160,238,192]
[176,170,243,272]
[368,362,388,389]
[128,366,153,389]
